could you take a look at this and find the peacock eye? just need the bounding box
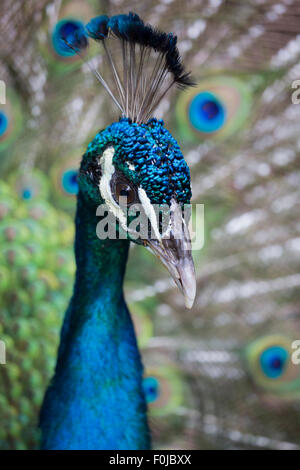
[113,176,136,206]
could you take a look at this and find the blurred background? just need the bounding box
[1,0,300,450]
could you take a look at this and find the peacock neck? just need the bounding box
[40,192,150,450]
[73,193,129,310]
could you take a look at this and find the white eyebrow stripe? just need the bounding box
[138,187,162,243]
[98,146,128,231]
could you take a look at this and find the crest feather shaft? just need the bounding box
[61,12,195,123]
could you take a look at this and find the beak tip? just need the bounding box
[145,199,196,311]
[181,265,196,310]
[183,283,196,309]
[184,297,194,309]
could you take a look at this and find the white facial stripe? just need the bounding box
[162,198,179,239]
[138,187,162,243]
[161,198,174,239]
[99,149,162,242]
[98,147,128,232]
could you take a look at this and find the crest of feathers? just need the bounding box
[61,12,195,123]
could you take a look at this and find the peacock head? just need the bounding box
[78,117,196,308]
[62,12,197,307]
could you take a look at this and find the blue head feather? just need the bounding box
[85,15,109,40]
[108,13,142,36]
[84,12,194,88]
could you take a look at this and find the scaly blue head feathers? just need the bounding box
[80,118,191,207]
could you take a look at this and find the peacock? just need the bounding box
[39,13,196,450]
[1,0,300,451]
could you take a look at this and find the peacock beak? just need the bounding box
[145,201,196,309]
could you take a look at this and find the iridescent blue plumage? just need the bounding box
[143,377,160,404]
[53,19,87,56]
[189,91,226,134]
[0,111,9,137]
[61,169,79,195]
[84,12,194,89]
[260,346,288,379]
[85,15,109,40]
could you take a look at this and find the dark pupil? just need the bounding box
[202,100,220,119]
[271,357,282,369]
[120,187,130,197]
[116,183,134,205]
[70,173,77,184]
[60,21,79,37]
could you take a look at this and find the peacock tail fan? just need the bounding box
[142,363,188,449]
[0,89,23,152]
[143,365,184,417]
[175,75,253,142]
[0,180,75,449]
[39,0,99,74]
[130,303,154,349]
[244,335,300,398]
[50,153,81,211]
[9,169,50,202]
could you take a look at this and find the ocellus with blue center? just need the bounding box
[40,12,196,450]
